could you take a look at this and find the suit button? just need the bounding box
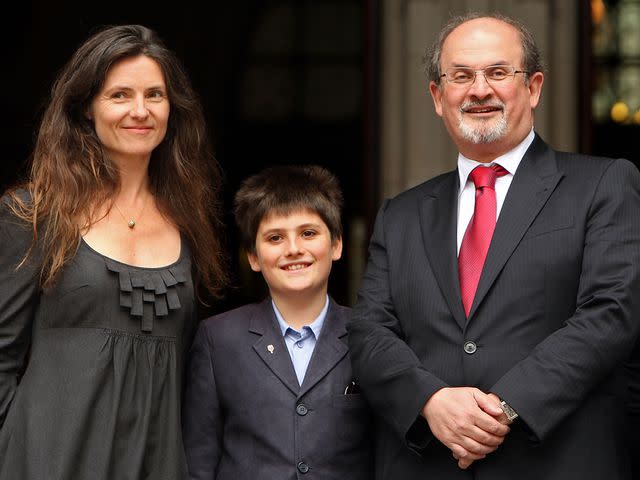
[297,461,310,473]
[463,341,477,354]
[296,403,308,416]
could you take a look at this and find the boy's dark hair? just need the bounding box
[233,165,343,254]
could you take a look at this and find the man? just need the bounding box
[627,342,640,479]
[348,12,640,480]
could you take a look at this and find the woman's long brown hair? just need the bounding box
[8,24,228,299]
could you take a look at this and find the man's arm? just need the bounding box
[625,338,640,478]
[348,201,508,461]
[491,158,640,441]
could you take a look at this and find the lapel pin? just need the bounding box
[267,344,275,354]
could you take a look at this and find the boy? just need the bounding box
[182,165,373,480]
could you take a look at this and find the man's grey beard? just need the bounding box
[458,101,507,144]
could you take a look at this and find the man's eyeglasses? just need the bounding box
[440,65,528,86]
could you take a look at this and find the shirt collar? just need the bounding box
[457,129,535,193]
[272,295,329,339]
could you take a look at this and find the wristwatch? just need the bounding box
[500,400,519,423]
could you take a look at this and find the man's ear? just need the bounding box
[247,251,261,272]
[527,71,544,110]
[429,80,444,117]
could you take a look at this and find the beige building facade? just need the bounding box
[379,0,579,198]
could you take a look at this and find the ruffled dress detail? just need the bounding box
[105,258,189,333]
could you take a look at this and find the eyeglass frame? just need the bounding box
[439,65,529,86]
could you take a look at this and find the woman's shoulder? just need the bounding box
[1,186,32,210]
[0,187,33,235]
[0,188,35,260]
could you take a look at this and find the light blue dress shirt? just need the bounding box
[273,296,329,386]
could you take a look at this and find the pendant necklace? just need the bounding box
[113,194,149,229]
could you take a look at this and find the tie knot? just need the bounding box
[470,164,508,189]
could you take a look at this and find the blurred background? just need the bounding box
[2,0,638,313]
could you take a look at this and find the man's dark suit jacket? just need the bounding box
[348,135,640,480]
[625,340,640,479]
[182,298,373,480]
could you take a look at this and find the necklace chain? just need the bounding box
[113,195,149,229]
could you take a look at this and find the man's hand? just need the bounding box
[421,387,510,469]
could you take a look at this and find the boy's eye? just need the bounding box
[267,234,283,242]
[301,230,316,238]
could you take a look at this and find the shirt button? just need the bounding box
[296,341,304,348]
[463,341,477,354]
[297,461,310,473]
[296,403,308,416]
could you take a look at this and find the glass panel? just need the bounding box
[303,3,362,55]
[617,0,640,56]
[303,65,362,119]
[240,65,296,120]
[591,0,640,126]
[251,4,296,55]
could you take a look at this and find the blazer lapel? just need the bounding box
[298,300,349,398]
[419,173,468,330]
[250,299,300,396]
[468,136,564,319]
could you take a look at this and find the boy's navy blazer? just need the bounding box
[182,297,373,480]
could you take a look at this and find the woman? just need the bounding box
[0,25,227,479]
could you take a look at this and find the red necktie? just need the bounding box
[458,164,508,317]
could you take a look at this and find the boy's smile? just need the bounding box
[247,209,342,301]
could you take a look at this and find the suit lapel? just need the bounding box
[250,299,300,396]
[468,136,564,319]
[298,299,348,398]
[419,173,468,329]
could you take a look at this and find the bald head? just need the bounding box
[427,14,545,161]
[424,12,544,86]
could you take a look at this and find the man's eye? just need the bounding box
[111,91,127,99]
[487,68,509,79]
[452,70,473,81]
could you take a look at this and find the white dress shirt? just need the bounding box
[456,129,535,254]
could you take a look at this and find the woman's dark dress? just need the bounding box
[0,199,196,480]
